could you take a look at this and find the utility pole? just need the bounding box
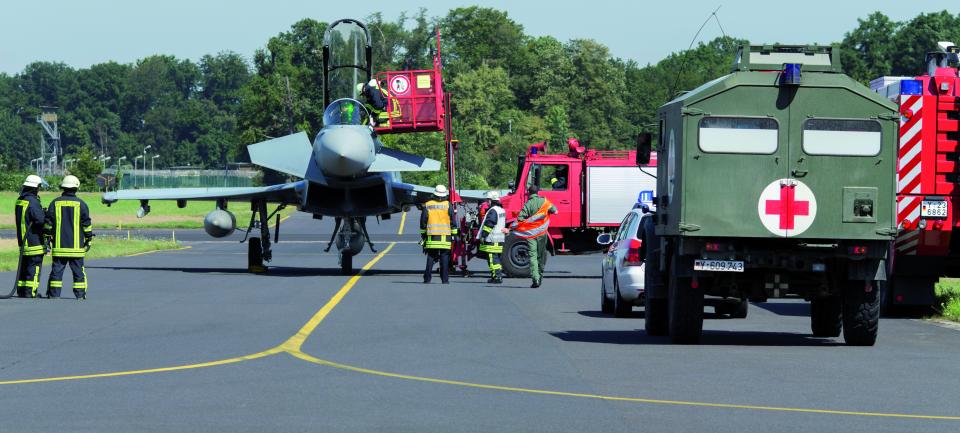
[151,155,159,186]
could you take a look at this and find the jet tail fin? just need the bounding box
[247,132,313,178]
[368,147,441,172]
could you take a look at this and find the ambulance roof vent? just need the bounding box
[733,43,842,74]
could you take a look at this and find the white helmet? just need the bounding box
[433,184,449,197]
[368,79,378,88]
[23,175,43,188]
[486,190,500,201]
[61,175,80,189]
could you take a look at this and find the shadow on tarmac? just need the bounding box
[752,302,810,317]
[549,329,844,346]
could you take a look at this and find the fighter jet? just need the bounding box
[102,18,469,274]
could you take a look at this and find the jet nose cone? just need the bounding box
[316,126,376,177]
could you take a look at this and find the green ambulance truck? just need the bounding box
[636,44,899,346]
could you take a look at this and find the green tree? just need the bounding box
[66,146,102,191]
[891,11,960,76]
[841,12,899,84]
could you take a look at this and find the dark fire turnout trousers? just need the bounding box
[424,249,450,283]
[16,254,43,298]
[47,257,87,299]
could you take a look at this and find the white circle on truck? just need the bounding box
[757,179,817,237]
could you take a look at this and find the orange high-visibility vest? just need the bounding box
[513,199,554,239]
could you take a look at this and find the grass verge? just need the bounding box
[0,191,293,229]
[935,279,960,322]
[0,236,181,272]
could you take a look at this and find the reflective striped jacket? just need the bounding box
[45,193,93,258]
[15,192,46,256]
[512,194,557,239]
[420,200,457,250]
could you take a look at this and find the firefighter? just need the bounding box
[14,175,47,298]
[357,79,391,127]
[44,175,94,300]
[477,190,507,284]
[420,185,456,284]
[512,185,558,288]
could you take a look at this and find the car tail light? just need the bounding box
[624,239,643,266]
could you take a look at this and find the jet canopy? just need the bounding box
[323,98,371,126]
[323,19,372,107]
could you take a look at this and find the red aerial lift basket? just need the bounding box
[374,32,446,134]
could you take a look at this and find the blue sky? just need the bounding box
[1,0,956,74]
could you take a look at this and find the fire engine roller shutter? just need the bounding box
[586,166,658,225]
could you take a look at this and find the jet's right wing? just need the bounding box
[368,147,441,172]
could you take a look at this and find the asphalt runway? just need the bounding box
[1,212,959,432]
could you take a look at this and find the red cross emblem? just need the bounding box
[757,179,817,237]
[764,184,809,230]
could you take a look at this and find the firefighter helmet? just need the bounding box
[23,175,43,188]
[433,184,449,198]
[486,190,500,201]
[61,175,80,189]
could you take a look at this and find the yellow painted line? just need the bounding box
[397,211,407,235]
[124,245,192,257]
[0,347,282,386]
[0,241,396,386]
[288,351,960,421]
[279,242,396,352]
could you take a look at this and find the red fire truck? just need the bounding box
[460,139,658,277]
[872,42,960,312]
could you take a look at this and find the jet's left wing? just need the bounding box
[391,183,496,206]
[102,181,303,205]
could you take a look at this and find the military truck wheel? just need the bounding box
[613,279,632,317]
[842,280,880,346]
[600,278,614,314]
[502,235,530,278]
[810,297,842,337]
[645,297,668,336]
[340,253,354,276]
[726,298,749,319]
[668,261,704,344]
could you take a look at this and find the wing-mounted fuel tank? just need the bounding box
[204,209,237,238]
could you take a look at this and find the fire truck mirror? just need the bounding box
[636,133,653,166]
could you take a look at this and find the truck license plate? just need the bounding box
[920,200,948,219]
[694,259,744,272]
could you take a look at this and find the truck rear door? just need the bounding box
[680,110,787,238]
[785,88,896,240]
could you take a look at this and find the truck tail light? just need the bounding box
[849,245,868,255]
[624,239,643,266]
[705,242,722,252]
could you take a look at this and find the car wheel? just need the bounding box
[601,275,614,314]
[613,278,632,318]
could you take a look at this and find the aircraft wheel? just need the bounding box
[340,253,354,276]
[248,237,266,273]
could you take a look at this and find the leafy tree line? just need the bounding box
[1,8,957,190]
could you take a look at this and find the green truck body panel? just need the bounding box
[656,45,899,242]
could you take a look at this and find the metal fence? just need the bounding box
[100,169,259,190]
